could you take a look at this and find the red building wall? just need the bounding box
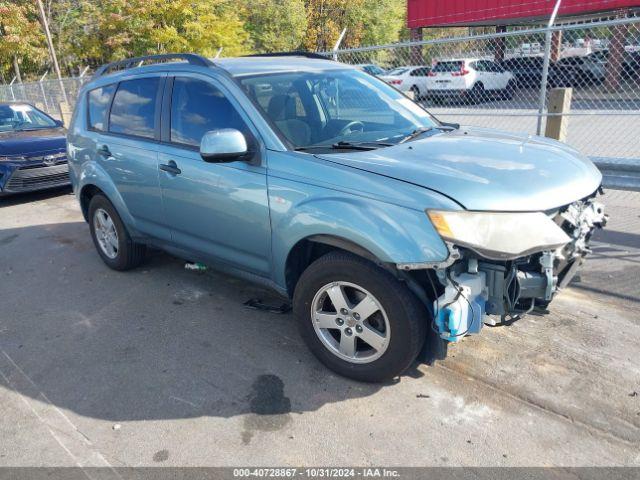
[407,0,640,28]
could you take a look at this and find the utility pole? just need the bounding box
[35,0,67,103]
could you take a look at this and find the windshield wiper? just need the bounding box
[295,141,394,152]
[398,127,433,144]
[398,124,459,144]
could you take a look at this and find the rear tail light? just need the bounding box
[427,71,437,77]
[389,79,403,85]
[451,68,470,77]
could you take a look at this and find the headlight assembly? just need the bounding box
[427,209,570,260]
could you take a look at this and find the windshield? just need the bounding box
[0,104,57,132]
[239,69,438,150]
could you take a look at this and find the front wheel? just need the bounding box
[293,251,427,382]
[410,85,421,101]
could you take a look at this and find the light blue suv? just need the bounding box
[67,53,606,382]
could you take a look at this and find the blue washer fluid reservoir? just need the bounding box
[434,272,487,342]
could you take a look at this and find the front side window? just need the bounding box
[240,69,437,150]
[170,77,248,147]
[0,104,57,132]
[109,77,160,139]
[88,84,116,131]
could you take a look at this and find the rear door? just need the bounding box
[87,74,170,240]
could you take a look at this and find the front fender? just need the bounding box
[272,194,448,288]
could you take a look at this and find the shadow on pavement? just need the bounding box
[0,186,73,208]
[0,219,430,427]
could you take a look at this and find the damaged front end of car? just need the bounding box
[402,191,607,342]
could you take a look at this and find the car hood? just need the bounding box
[0,127,66,156]
[316,127,602,211]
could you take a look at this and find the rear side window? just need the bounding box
[87,84,116,131]
[170,77,248,147]
[109,78,160,139]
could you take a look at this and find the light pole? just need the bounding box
[35,0,68,103]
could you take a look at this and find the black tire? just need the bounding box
[88,194,146,271]
[293,251,427,383]
[471,82,485,104]
[503,80,516,99]
[410,85,421,101]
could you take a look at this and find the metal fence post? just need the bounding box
[536,0,563,135]
[39,71,49,112]
[333,28,347,61]
[9,76,16,101]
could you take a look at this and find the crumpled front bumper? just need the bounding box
[431,192,607,341]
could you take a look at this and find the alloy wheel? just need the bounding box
[93,208,119,259]
[310,281,390,364]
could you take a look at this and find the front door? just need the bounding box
[158,75,271,275]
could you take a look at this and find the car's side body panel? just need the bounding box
[265,150,455,289]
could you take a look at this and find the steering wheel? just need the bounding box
[338,121,365,137]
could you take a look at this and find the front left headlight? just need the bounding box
[427,209,570,260]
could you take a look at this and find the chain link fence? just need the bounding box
[0,76,87,119]
[326,17,640,167]
[1,16,639,187]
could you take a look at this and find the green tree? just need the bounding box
[65,0,250,68]
[0,0,47,81]
[244,0,307,53]
[302,0,406,52]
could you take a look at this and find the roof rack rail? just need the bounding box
[94,53,214,77]
[244,51,331,61]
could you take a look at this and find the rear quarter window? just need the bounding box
[87,84,116,131]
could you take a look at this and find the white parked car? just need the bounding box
[379,66,431,99]
[425,58,515,103]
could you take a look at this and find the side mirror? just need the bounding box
[200,129,248,162]
[54,119,64,127]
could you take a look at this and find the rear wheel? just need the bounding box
[88,194,146,271]
[293,251,427,382]
[503,79,516,99]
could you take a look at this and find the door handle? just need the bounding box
[97,144,112,158]
[159,160,181,175]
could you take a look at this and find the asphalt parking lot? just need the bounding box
[0,187,639,467]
